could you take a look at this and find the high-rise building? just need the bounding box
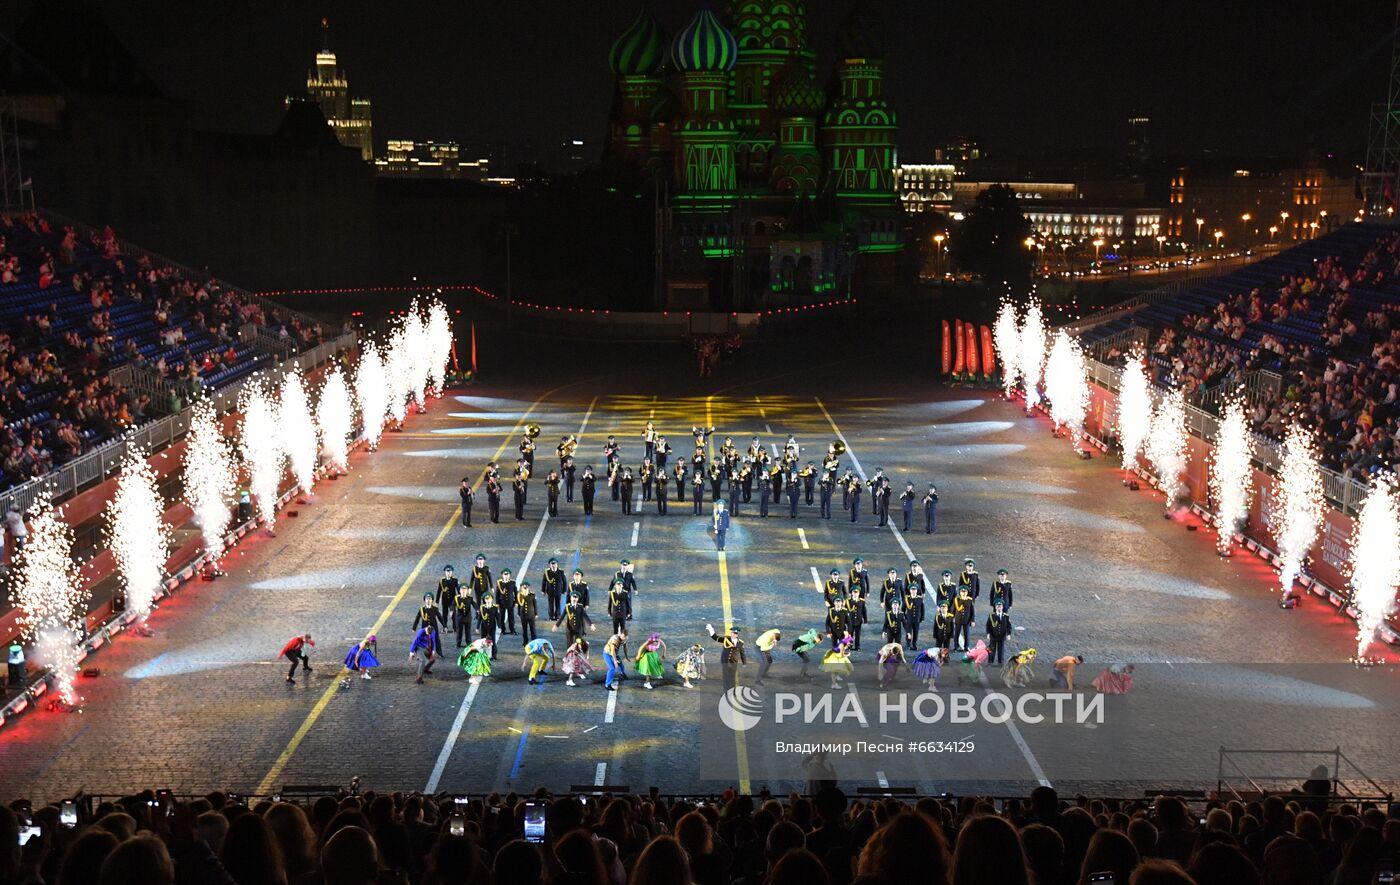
[294,19,373,162]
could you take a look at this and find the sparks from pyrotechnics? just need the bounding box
[1210,395,1253,555]
[240,379,285,530]
[318,367,354,474]
[1270,422,1324,597]
[279,367,320,495]
[1117,349,1152,472]
[426,300,453,395]
[183,400,236,558]
[402,305,430,409]
[385,325,412,425]
[1145,386,1189,511]
[106,447,172,622]
[1043,330,1088,452]
[1349,475,1400,655]
[993,300,1021,398]
[355,343,389,450]
[15,491,85,705]
[1019,300,1047,413]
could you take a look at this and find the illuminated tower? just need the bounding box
[606,6,667,172]
[727,0,806,186]
[670,8,738,204]
[302,19,373,162]
[822,4,899,231]
[769,58,823,195]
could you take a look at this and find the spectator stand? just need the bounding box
[1216,747,1391,806]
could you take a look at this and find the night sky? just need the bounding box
[6,1,1394,161]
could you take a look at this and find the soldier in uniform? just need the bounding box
[542,558,567,620]
[880,567,906,612]
[640,459,654,502]
[613,560,637,618]
[562,455,577,503]
[608,459,621,502]
[867,468,885,516]
[486,474,502,523]
[876,477,893,527]
[884,599,909,646]
[436,565,461,646]
[786,469,801,518]
[958,558,981,628]
[849,558,871,602]
[990,569,1014,611]
[545,470,561,517]
[933,602,955,651]
[496,569,519,634]
[655,435,672,471]
[477,594,501,658]
[758,468,772,518]
[655,467,669,515]
[708,462,724,502]
[470,555,493,611]
[823,568,848,611]
[673,461,688,506]
[569,569,591,609]
[705,623,747,691]
[603,435,620,470]
[847,579,868,651]
[847,473,863,522]
[900,482,917,531]
[936,569,957,610]
[581,466,596,515]
[692,464,705,514]
[905,561,929,647]
[554,593,594,648]
[459,478,474,528]
[619,467,635,514]
[923,483,939,533]
[512,466,527,520]
[985,602,1012,666]
[952,585,975,651]
[517,580,539,644]
[520,433,536,472]
[817,470,834,518]
[642,421,657,462]
[454,579,476,647]
[741,457,755,503]
[607,580,630,638]
[727,467,742,516]
[801,461,817,505]
[412,592,446,657]
[825,597,852,650]
[840,467,856,510]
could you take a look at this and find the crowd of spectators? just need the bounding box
[0,214,326,491]
[0,784,1394,885]
[1101,228,1400,484]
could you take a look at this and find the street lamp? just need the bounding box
[932,233,946,277]
[1195,217,1205,246]
[1280,211,1289,239]
[1156,235,1166,256]
[1212,230,1223,253]
[1268,225,1278,243]
[1240,213,1251,245]
[1309,221,1319,238]
[1092,237,1105,264]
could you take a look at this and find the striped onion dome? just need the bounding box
[670,7,738,73]
[609,7,666,76]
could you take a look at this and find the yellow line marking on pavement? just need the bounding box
[717,547,751,794]
[255,384,575,796]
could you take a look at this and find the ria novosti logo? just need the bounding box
[717,686,765,731]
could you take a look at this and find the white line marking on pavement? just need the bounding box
[797,528,809,549]
[816,395,1052,789]
[810,566,822,594]
[765,424,773,435]
[582,725,598,734]
[605,688,618,723]
[424,681,480,792]
[538,735,569,739]
[631,522,640,546]
[595,762,607,786]
[875,770,889,788]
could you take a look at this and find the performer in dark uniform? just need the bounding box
[840,468,856,511]
[823,568,848,611]
[569,569,591,609]
[905,561,929,647]
[613,561,637,618]
[412,593,446,656]
[562,456,576,503]
[640,459,654,502]
[545,470,561,517]
[581,466,596,515]
[900,482,916,531]
[477,595,501,659]
[867,469,885,516]
[486,474,502,523]
[436,565,461,645]
[654,436,672,471]
[786,470,801,518]
[607,581,630,638]
[655,468,669,515]
[706,623,747,691]
[727,467,741,516]
[990,569,1014,611]
[758,469,772,518]
[876,478,893,527]
[884,600,909,646]
[454,580,476,647]
[801,462,817,505]
[819,471,834,519]
[554,594,594,647]
[848,474,863,522]
[496,569,518,634]
[459,479,474,528]
[880,568,907,611]
[933,602,955,651]
[541,558,566,620]
[470,555,492,610]
[608,460,621,503]
[520,434,536,472]
[958,558,981,626]
[849,558,870,601]
[952,585,974,651]
[708,462,723,502]
[692,465,705,514]
[603,435,620,470]
[985,602,1012,666]
[512,468,527,520]
[923,483,939,534]
[619,468,635,514]
[517,580,539,644]
[825,597,852,649]
[936,569,957,610]
[847,580,868,651]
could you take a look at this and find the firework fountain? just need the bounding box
[1043,330,1089,451]
[402,307,430,410]
[1018,300,1047,413]
[1145,386,1189,511]
[278,367,320,497]
[355,343,389,450]
[1209,395,1253,555]
[106,447,172,624]
[426,300,453,395]
[317,367,354,474]
[993,300,1021,398]
[1117,350,1152,472]
[14,492,85,705]
[1270,423,1324,598]
[240,379,285,531]
[1349,475,1399,655]
[183,400,236,565]
[385,325,412,427]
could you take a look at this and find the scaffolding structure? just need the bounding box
[0,95,34,213]
[1364,1,1400,218]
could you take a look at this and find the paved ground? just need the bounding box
[2,354,1397,802]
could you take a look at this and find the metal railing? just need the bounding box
[1085,355,1370,515]
[1217,747,1392,804]
[0,332,356,518]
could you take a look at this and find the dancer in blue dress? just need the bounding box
[344,634,380,681]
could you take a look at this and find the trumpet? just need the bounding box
[526,424,541,439]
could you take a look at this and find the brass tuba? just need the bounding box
[830,439,847,456]
[526,423,541,439]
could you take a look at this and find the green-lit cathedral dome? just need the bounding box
[609,7,666,76]
[772,62,824,116]
[670,7,738,73]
